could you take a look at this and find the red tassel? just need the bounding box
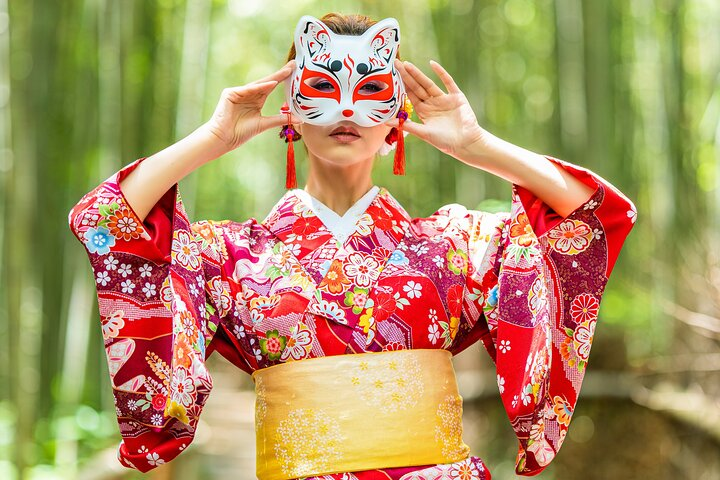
[393,117,406,176]
[286,130,297,189]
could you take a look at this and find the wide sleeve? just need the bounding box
[461,154,637,475]
[67,156,232,472]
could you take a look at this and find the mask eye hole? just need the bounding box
[305,77,335,92]
[358,80,389,96]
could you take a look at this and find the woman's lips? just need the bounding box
[330,133,361,143]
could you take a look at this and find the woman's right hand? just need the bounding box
[203,59,303,152]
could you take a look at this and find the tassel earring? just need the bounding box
[393,95,413,176]
[279,102,301,189]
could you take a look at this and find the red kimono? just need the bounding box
[67,154,636,478]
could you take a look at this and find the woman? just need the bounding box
[67,12,637,480]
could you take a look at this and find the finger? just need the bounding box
[404,60,445,97]
[249,60,295,85]
[258,112,303,133]
[396,61,430,101]
[226,81,278,103]
[395,118,429,140]
[403,86,423,109]
[429,60,461,95]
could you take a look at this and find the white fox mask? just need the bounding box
[284,15,406,127]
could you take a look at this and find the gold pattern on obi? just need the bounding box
[251,349,471,480]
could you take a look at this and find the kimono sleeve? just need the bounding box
[67,156,232,472]
[462,154,637,475]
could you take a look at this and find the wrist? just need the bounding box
[454,126,499,167]
[192,123,233,164]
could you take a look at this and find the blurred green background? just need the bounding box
[1,0,719,478]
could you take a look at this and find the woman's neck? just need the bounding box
[302,152,375,217]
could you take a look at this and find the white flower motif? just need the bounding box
[142,282,156,298]
[403,280,423,299]
[497,374,505,394]
[189,282,199,297]
[118,263,132,277]
[428,323,440,344]
[512,394,519,409]
[138,445,149,453]
[627,207,637,224]
[121,280,135,294]
[592,228,603,240]
[139,263,153,278]
[233,323,246,339]
[583,199,598,210]
[151,414,164,426]
[409,242,429,255]
[103,255,119,271]
[127,399,137,410]
[521,386,532,406]
[96,271,110,286]
[428,309,438,323]
[146,451,165,466]
[432,254,444,268]
[499,339,511,353]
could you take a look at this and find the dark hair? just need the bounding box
[284,13,401,155]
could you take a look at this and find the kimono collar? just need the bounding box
[292,185,380,245]
[261,185,411,251]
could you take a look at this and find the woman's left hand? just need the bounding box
[387,59,493,160]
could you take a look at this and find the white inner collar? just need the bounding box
[293,186,380,245]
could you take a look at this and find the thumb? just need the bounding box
[395,118,428,139]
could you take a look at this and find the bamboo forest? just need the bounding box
[1,0,719,478]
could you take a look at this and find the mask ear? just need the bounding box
[359,17,401,65]
[294,15,334,64]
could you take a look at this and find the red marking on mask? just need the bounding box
[342,109,353,117]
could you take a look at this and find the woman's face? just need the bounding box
[294,120,393,167]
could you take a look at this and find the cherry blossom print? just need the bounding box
[319,259,351,294]
[403,280,423,299]
[83,226,115,255]
[169,366,196,407]
[68,153,635,475]
[171,230,202,270]
[279,322,313,361]
[572,318,596,362]
[552,395,573,427]
[547,218,593,255]
[446,248,468,275]
[342,252,380,288]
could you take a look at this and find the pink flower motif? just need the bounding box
[570,293,600,323]
[548,219,593,255]
[527,437,556,467]
[342,252,380,288]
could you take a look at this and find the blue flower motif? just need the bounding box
[388,250,409,266]
[318,259,332,277]
[487,285,498,307]
[84,226,115,255]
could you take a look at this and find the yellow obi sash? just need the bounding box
[251,348,471,480]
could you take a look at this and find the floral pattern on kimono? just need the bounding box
[68,154,636,478]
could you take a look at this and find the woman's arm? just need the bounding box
[120,59,300,222]
[389,59,597,218]
[456,133,597,218]
[120,124,229,222]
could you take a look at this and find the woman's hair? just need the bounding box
[285,12,402,157]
